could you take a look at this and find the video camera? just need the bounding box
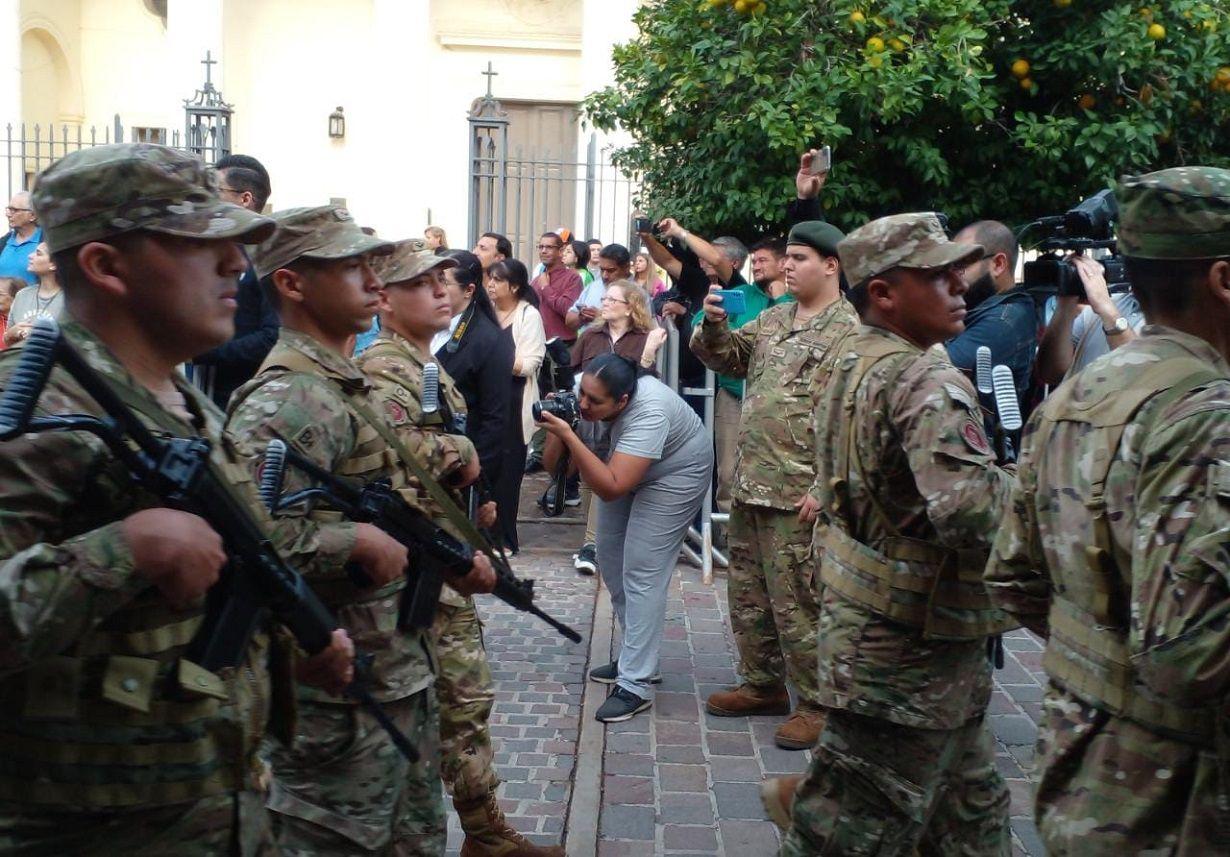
[533,390,580,426]
[1020,190,1130,300]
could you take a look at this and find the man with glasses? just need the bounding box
[0,191,42,284]
[768,213,1015,856]
[944,220,1040,414]
[533,231,583,348]
[190,154,279,407]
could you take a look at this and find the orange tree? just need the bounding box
[583,0,1230,237]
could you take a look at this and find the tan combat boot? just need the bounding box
[704,683,791,717]
[455,792,565,857]
[773,706,827,750]
[761,774,804,831]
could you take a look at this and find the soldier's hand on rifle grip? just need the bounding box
[295,628,356,696]
[450,552,497,597]
[349,523,409,588]
[477,501,498,530]
[122,508,227,609]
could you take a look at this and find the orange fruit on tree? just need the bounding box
[868,53,885,68]
[1054,0,1072,8]
[1011,58,1031,78]
[1217,67,1230,84]
[1020,77,1034,90]
[1147,22,1166,39]
[1078,93,1096,109]
[866,36,886,52]
[849,10,866,24]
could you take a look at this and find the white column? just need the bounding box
[0,0,20,124]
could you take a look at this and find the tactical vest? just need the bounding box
[818,335,1016,641]
[235,346,432,703]
[358,337,470,611]
[1032,355,1223,742]
[0,369,275,809]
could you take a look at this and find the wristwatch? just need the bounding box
[1102,316,1130,336]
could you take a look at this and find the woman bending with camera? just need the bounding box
[538,353,712,722]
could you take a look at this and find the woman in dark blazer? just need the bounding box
[435,250,514,492]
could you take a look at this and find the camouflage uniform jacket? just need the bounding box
[690,297,858,510]
[985,328,1230,763]
[0,320,290,809]
[227,328,434,704]
[357,330,476,609]
[811,325,1014,730]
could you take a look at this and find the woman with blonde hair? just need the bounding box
[424,225,448,251]
[566,280,667,574]
[632,251,666,298]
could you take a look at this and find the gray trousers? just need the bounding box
[595,437,712,699]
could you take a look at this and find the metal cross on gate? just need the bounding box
[481,61,499,97]
[201,51,218,87]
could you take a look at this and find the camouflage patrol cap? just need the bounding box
[374,238,457,286]
[837,212,983,287]
[1117,167,1230,259]
[252,205,393,279]
[31,143,275,254]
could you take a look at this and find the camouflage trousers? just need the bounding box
[780,710,1010,856]
[0,791,275,856]
[267,689,445,856]
[1034,685,1228,855]
[430,596,500,802]
[727,502,823,707]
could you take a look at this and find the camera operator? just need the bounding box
[538,354,712,723]
[1036,254,1142,385]
[944,220,1039,410]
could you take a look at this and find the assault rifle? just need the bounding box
[260,439,582,644]
[0,318,421,762]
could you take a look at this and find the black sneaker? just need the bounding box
[587,661,662,685]
[573,543,597,575]
[596,686,651,723]
[564,483,582,507]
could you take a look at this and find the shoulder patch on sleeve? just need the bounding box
[294,425,318,450]
[961,420,992,455]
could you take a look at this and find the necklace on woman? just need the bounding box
[34,287,59,316]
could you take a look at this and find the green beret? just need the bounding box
[787,220,845,259]
[1117,167,1230,259]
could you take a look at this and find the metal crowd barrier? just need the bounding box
[656,321,729,585]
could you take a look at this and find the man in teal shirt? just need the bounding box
[690,262,791,514]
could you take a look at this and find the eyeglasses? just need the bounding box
[601,296,628,304]
[5,207,30,214]
[217,186,241,195]
[537,243,560,251]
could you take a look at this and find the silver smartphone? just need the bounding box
[809,145,832,175]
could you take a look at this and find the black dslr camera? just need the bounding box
[1021,190,1130,300]
[532,391,580,426]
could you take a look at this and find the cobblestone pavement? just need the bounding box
[451,474,1046,855]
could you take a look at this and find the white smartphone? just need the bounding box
[809,145,832,175]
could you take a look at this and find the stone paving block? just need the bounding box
[999,683,1044,704]
[759,744,812,774]
[659,791,716,825]
[654,692,700,721]
[656,745,707,764]
[719,819,781,853]
[1011,817,1046,856]
[597,841,656,857]
[991,714,1038,747]
[707,731,755,756]
[600,805,656,841]
[607,732,652,754]
[605,753,657,776]
[714,781,770,820]
[662,825,719,852]
[604,774,654,805]
[658,763,709,792]
[710,756,765,782]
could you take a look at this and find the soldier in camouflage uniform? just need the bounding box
[358,240,563,857]
[0,144,354,855]
[226,207,496,856]
[768,213,1016,855]
[985,168,1230,854]
[691,220,857,750]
